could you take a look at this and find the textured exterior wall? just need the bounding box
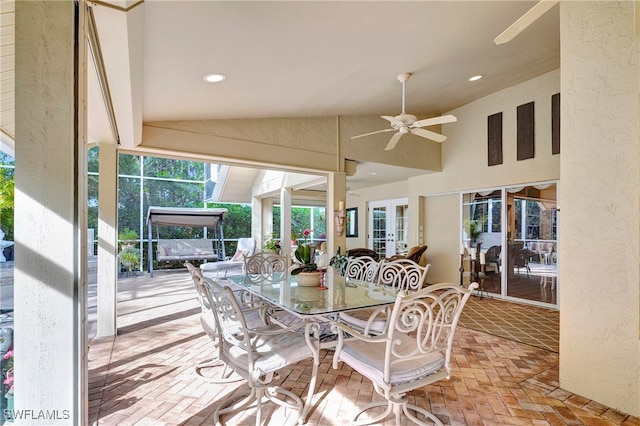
[15,1,82,421]
[559,1,640,416]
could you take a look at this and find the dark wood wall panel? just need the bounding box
[517,101,535,160]
[552,93,560,154]
[487,112,503,166]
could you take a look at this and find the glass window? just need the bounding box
[0,151,14,416]
[143,157,204,180]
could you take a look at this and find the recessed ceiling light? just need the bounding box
[203,73,227,83]
[468,75,483,82]
[369,172,377,176]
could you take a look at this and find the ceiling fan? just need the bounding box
[351,73,457,151]
[494,0,559,45]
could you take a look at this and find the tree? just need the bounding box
[0,167,14,241]
[208,202,252,253]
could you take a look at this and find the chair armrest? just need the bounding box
[339,305,391,336]
[331,320,388,344]
[249,320,317,337]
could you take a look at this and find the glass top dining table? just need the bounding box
[224,271,398,318]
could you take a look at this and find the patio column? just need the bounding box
[251,196,272,252]
[559,1,640,417]
[280,188,292,259]
[97,141,118,337]
[327,172,346,256]
[14,1,88,422]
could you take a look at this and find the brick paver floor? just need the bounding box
[88,270,640,425]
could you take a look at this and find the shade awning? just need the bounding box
[146,207,227,228]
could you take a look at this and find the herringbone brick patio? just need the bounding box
[88,270,640,425]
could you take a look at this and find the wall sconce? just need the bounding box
[334,201,346,236]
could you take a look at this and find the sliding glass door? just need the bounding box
[462,190,503,295]
[505,184,558,305]
[462,182,558,307]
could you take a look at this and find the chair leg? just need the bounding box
[194,357,242,383]
[404,403,444,426]
[351,400,393,426]
[214,388,257,426]
[350,398,444,426]
[215,384,305,426]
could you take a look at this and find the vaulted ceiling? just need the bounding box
[1,1,560,191]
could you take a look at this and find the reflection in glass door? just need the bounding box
[462,190,503,296]
[506,184,558,305]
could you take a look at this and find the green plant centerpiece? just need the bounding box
[291,229,316,275]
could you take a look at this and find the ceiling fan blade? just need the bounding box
[411,128,447,143]
[381,115,404,126]
[351,128,395,139]
[384,132,404,151]
[494,0,559,45]
[412,114,458,128]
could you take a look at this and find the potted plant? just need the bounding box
[262,233,281,253]
[119,246,140,274]
[291,229,320,286]
[118,228,138,249]
[464,218,484,244]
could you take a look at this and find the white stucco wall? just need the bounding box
[404,70,560,284]
[559,1,640,416]
[15,1,85,422]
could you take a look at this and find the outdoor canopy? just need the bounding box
[146,206,228,276]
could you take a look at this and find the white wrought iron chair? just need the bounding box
[332,282,478,426]
[376,258,431,291]
[343,255,380,283]
[185,262,267,383]
[243,252,289,283]
[203,278,320,426]
[339,258,431,335]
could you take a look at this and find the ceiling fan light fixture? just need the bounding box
[351,72,457,150]
[468,75,483,82]
[203,73,227,83]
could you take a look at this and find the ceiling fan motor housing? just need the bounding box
[393,113,417,127]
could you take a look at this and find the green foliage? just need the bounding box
[291,207,311,239]
[208,202,252,254]
[118,228,138,243]
[262,232,280,251]
[464,218,483,241]
[119,246,140,272]
[143,157,204,180]
[0,166,15,241]
[291,243,316,275]
[119,154,141,176]
[329,246,348,276]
